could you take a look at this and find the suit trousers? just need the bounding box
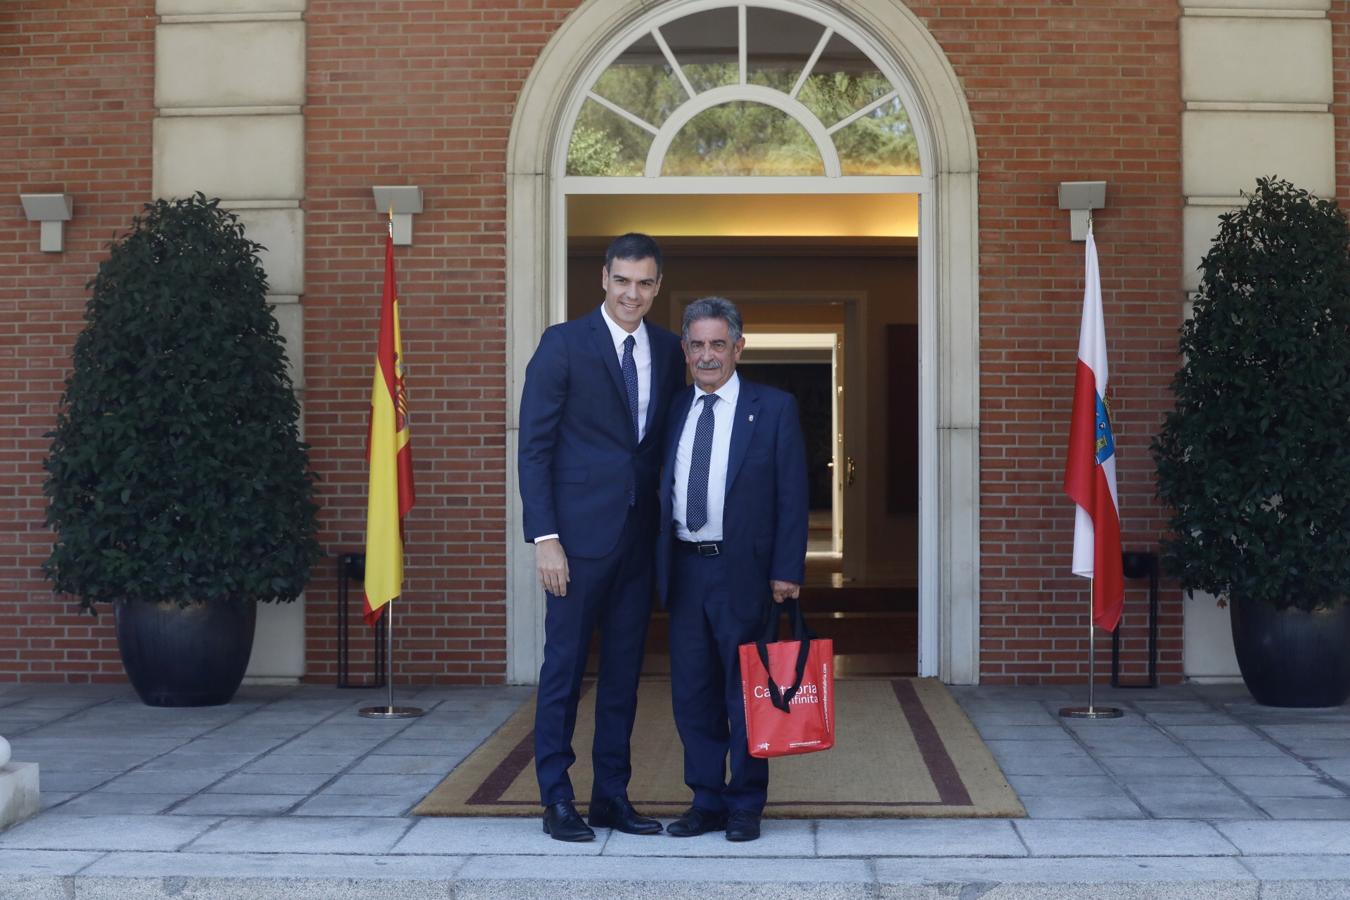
[668,544,769,815]
[534,513,654,806]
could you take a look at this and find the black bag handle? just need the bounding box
[755,597,816,713]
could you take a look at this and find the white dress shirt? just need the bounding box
[599,303,651,443]
[673,372,740,542]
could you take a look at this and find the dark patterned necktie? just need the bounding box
[621,334,639,441]
[685,394,717,532]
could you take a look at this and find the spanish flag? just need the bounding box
[363,230,415,625]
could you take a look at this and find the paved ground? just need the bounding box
[3,679,1350,898]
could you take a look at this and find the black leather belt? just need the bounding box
[677,540,722,557]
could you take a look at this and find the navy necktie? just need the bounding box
[621,334,639,442]
[685,394,717,533]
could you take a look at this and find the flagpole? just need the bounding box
[1061,213,1121,720]
[360,600,422,718]
[360,208,423,720]
[1060,577,1122,719]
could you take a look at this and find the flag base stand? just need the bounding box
[359,705,423,719]
[1059,705,1123,719]
[1058,580,1122,720]
[357,602,423,719]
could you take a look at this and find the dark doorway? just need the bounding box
[738,361,835,537]
[568,233,918,678]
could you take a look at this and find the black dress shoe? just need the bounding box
[588,795,663,834]
[666,806,727,837]
[542,800,595,842]
[725,809,761,842]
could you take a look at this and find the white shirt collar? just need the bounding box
[695,370,740,408]
[599,303,647,350]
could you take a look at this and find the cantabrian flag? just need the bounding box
[363,231,415,625]
[1063,228,1124,632]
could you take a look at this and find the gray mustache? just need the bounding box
[694,360,722,370]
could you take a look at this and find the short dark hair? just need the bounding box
[682,296,743,342]
[605,232,663,276]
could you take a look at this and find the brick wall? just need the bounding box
[0,0,157,681]
[906,0,1186,682]
[300,0,1187,686]
[300,0,576,684]
[2,0,1191,685]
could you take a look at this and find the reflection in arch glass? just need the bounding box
[567,98,652,176]
[658,7,741,94]
[592,32,687,128]
[835,97,920,176]
[565,2,918,178]
[745,6,824,94]
[664,102,824,176]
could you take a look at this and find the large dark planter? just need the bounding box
[114,599,257,707]
[1230,597,1350,707]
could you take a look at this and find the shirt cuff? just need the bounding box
[533,534,560,544]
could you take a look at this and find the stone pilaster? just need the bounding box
[1179,0,1333,679]
[154,0,308,680]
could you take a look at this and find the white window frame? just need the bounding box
[561,0,928,185]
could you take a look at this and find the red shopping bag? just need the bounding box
[738,599,834,758]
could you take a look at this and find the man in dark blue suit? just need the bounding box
[655,296,809,842]
[518,233,686,842]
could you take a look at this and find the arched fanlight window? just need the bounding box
[565,3,920,178]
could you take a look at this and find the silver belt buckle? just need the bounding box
[697,542,720,557]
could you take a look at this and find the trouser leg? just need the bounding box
[589,526,653,801]
[708,591,769,815]
[668,552,730,812]
[534,552,613,806]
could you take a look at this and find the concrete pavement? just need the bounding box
[3,679,1350,898]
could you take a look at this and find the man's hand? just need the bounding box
[536,539,570,597]
[770,580,800,604]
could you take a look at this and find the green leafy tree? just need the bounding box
[1152,178,1350,611]
[44,194,321,614]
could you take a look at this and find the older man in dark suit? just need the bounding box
[518,233,686,842]
[655,296,809,842]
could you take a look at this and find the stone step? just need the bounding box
[0,855,1332,900]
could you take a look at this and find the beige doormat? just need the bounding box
[413,678,1024,819]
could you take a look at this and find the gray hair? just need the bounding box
[681,296,743,342]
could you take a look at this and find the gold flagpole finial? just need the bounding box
[387,206,394,239]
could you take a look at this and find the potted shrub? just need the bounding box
[1153,177,1350,707]
[43,194,321,707]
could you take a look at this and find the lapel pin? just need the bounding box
[748,414,755,422]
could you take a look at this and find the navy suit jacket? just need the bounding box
[518,306,685,560]
[655,378,809,620]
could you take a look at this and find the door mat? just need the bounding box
[413,678,1024,818]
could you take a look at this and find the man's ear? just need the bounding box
[600,264,610,290]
